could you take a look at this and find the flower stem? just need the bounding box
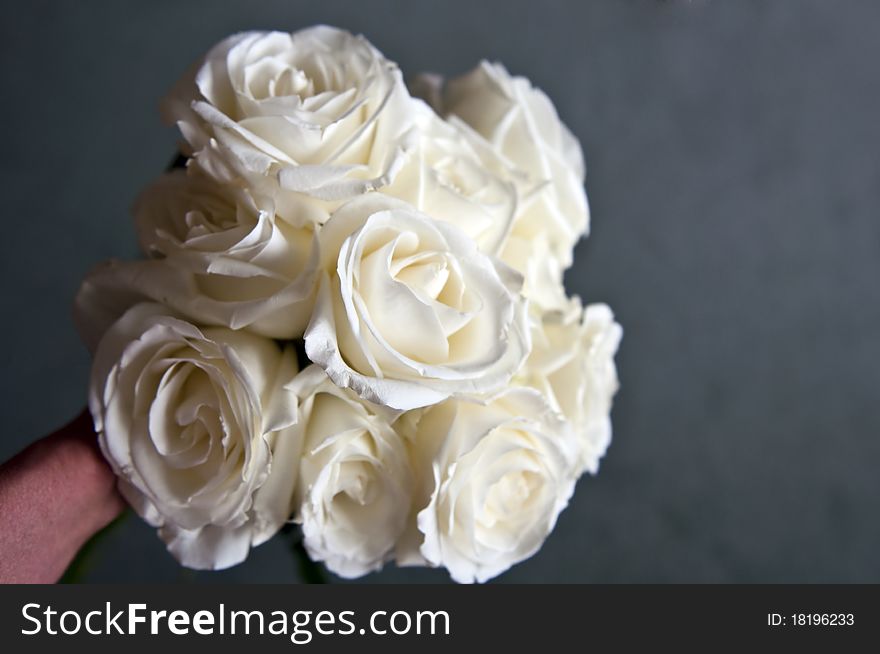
[60,509,129,583]
[293,538,328,584]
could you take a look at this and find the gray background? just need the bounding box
[1,0,878,583]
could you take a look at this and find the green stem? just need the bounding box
[293,538,328,584]
[60,510,129,583]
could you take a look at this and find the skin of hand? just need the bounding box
[0,410,124,583]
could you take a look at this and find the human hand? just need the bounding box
[0,411,124,583]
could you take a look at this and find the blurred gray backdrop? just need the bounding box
[1,0,878,583]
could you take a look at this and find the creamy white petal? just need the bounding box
[290,365,413,577]
[88,303,301,570]
[427,61,589,298]
[381,102,521,257]
[163,27,423,211]
[403,388,576,583]
[305,195,530,410]
[131,170,319,339]
[517,299,622,475]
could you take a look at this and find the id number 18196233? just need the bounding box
[768,613,854,627]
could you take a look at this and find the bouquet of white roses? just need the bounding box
[74,26,621,583]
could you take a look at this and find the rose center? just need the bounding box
[244,57,315,100]
[393,254,451,302]
[483,469,543,522]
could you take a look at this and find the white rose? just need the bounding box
[164,26,419,205]
[439,62,588,260]
[304,194,530,411]
[88,303,302,569]
[125,169,317,339]
[519,300,622,474]
[381,103,520,256]
[416,62,587,309]
[500,229,570,313]
[404,388,577,583]
[290,365,412,578]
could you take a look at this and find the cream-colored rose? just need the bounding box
[403,388,577,583]
[519,300,622,474]
[88,303,302,569]
[304,194,530,411]
[500,229,570,313]
[440,62,588,264]
[290,365,412,578]
[164,26,419,206]
[125,169,317,339]
[381,103,521,256]
[416,62,588,310]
